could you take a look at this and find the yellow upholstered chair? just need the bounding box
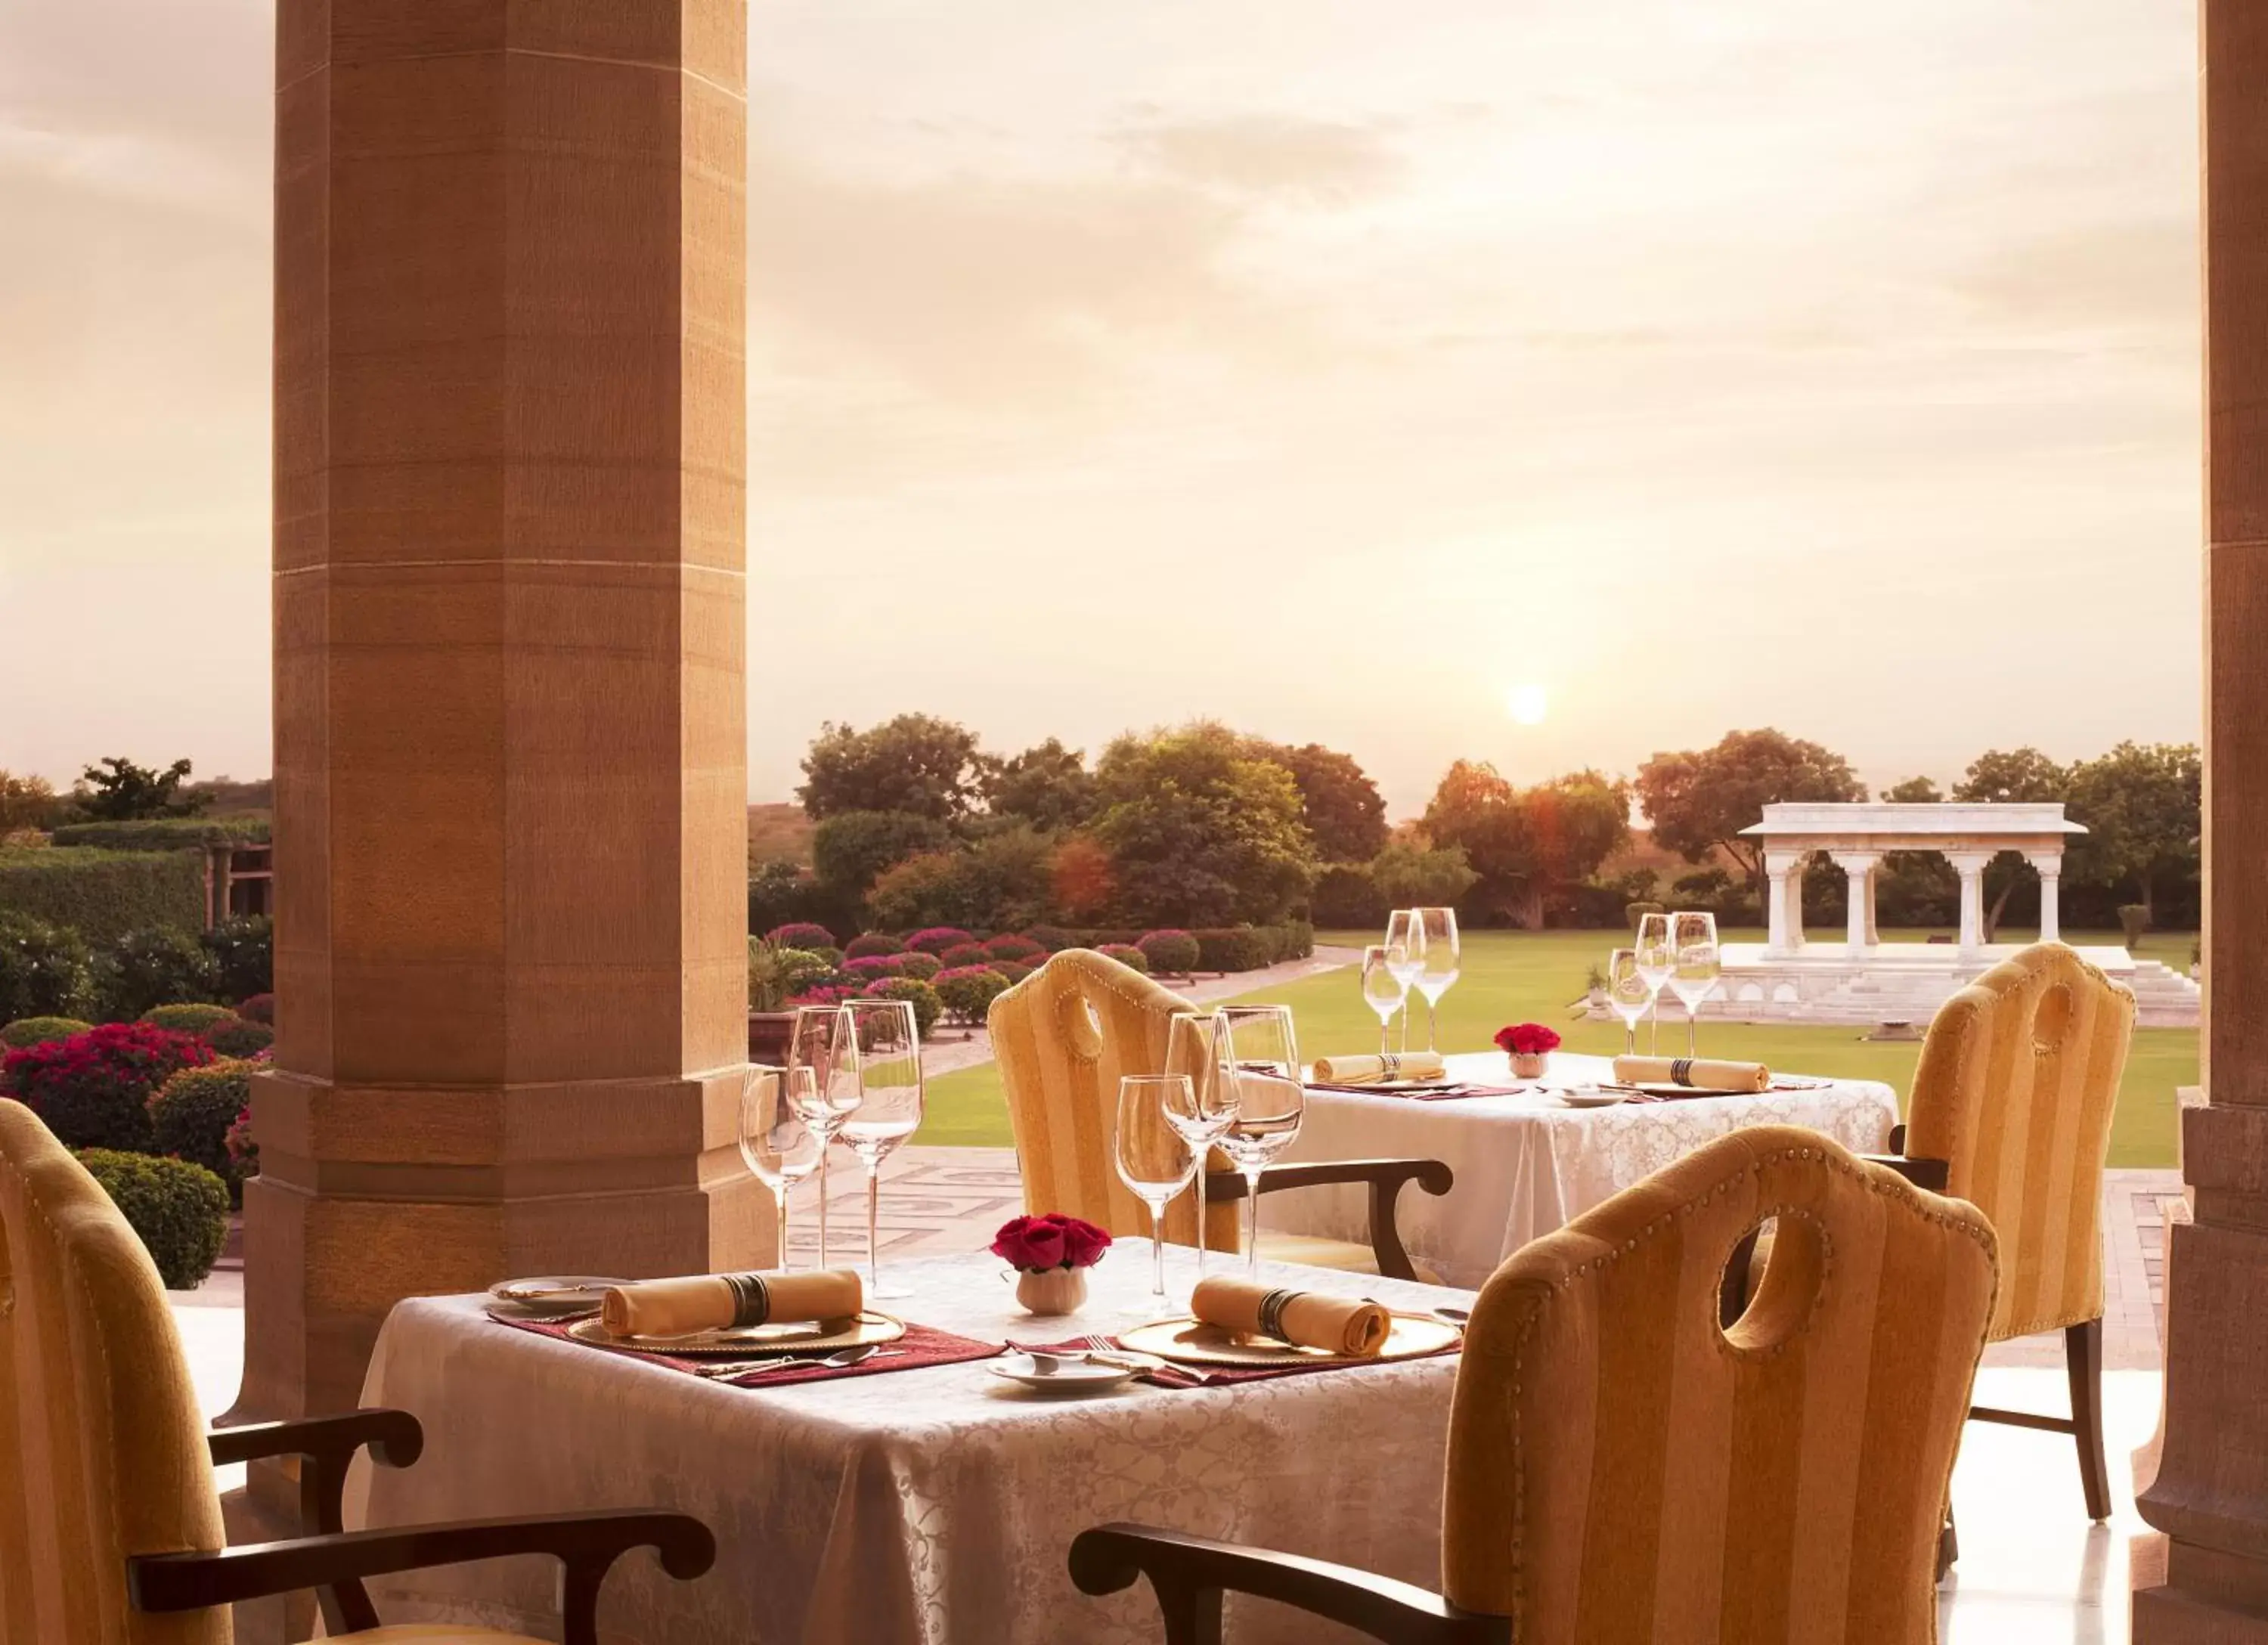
[990,949,1451,1279]
[1879,940,2134,1523]
[1072,1125,1998,1644]
[0,1101,711,1645]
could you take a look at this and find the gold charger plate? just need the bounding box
[566,1311,905,1357]
[1117,1312,1461,1368]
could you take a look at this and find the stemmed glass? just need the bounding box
[1162,1010,1240,1281]
[1666,912,1721,1057]
[1633,912,1674,1055]
[1410,907,1461,1052]
[786,1005,863,1267]
[737,1064,824,1273]
[1213,1005,1305,1277]
[843,997,925,1301]
[1360,943,1411,1056]
[1604,948,1653,1056]
[1114,1075,1198,1317]
[1383,910,1423,1051]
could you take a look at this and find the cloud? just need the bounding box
[1110,112,1408,203]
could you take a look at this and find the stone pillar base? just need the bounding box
[2135,1538,2268,1641]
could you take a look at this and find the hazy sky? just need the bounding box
[0,0,2201,816]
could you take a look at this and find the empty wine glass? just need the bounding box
[1633,912,1674,1055]
[843,997,925,1301]
[786,1004,862,1266]
[1213,1005,1304,1277]
[1411,907,1461,1052]
[1383,910,1423,1051]
[1360,943,1411,1055]
[1605,948,1652,1056]
[1666,912,1721,1058]
[1163,1010,1240,1280]
[1115,1074,1198,1316]
[738,1064,824,1272]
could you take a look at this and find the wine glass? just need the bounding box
[843,997,925,1301]
[737,1064,823,1272]
[1605,947,1652,1056]
[1666,912,1721,1058]
[1633,912,1674,1055]
[1213,1005,1304,1277]
[1360,943,1411,1056]
[786,1005,862,1266]
[1115,1075,1198,1317]
[1163,1010,1240,1280]
[1383,910,1423,1051]
[1410,907,1461,1052]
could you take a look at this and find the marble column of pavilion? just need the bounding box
[236,0,763,1585]
[2133,2,2268,1636]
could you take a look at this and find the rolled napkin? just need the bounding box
[600,1268,863,1339]
[1611,1055,1771,1094]
[1190,1275,1391,1358]
[1307,1052,1447,1085]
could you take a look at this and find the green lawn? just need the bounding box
[917,927,2192,1167]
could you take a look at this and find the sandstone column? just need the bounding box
[2133,3,2268,1636]
[243,0,761,1464]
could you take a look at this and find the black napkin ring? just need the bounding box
[1671,1058,1696,1086]
[1256,1287,1303,1344]
[721,1272,772,1327]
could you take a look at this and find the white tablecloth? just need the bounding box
[345,1246,1470,1645]
[1262,1051,1900,1288]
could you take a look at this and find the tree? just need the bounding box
[0,771,60,833]
[1259,743,1389,864]
[977,739,1097,832]
[1089,724,1316,925]
[1882,776,1943,804]
[1875,776,1958,929]
[1634,730,1864,891]
[2065,742,2201,924]
[810,810,954,900]
[1421,762,1629,927]
[796,714,982,821]
[1368,840,1479,909]
[865,826,1057,932]
[1420,761,1531,918]
[74,757,208,822]
[1952,748,2071,939]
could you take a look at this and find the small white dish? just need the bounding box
[487,1277,624,1316]
[988,1352,1143,1393]
[1556,1087,1628,1110]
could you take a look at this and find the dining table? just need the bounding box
[344,1244,1473,1645]
[1261,1049,1901,1289]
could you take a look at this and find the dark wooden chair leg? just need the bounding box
[2065,1317,2111,1521]
[1937,1508,1958,1580]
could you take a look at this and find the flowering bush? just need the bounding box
[204,1017,275,1058]
[236,992,276,1024]
[933,965,1012,1025]
[843,954,907,980]
[872,976,943,1042]
[1096,943,1151,975]
[141,1002,238,1036]
[785,983,857,1010]
[1,1015,92,1052]
[991,960,1033,986]
[1495,1022,1562,1056]
[1021,925,1077,953]
[149,1059,257,1200]
[844,933,905,960]
[903,927,976,957]
[1137,929,1201,976]
[225,1104,257,1179]
[5,1022,213,1151]
[894,951,943,981]
[765,922,837,951]
[991,1212,1112,1272]
[940,942,990,968]
[982,934,1045,964]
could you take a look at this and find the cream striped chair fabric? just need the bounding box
[1904,941,2133,1344]
[1444,1124,1997,1640]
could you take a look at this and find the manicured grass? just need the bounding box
[916,927,2194,1166]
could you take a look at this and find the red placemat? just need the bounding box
[1019,1334,1461,1390]
[492,1311,1003,1387]
[1305,1082,1526,1102]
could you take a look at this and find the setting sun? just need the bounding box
[1508,684,1548,726]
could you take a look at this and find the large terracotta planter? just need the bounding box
[747,1011,797,1067]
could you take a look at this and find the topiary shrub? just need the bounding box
[843,954,908,981]
[991,959,1033,986]
[904,927,976,957]
[1279,919,1315,961]
[2118,903,2150,947]
[1137,929,1201,976]
[201,915,273,1002]
[204,1017,274,1059]
[141,1002,240,1035]
[149,1058,256,1200]
[0,910,94,1023]
[894,951,943,981]
[844,932,905,960]
[93,927,223,1021]
[5,1022,212,1151]
[765,921,838,952]
[933,965,1011,1025]
[1096,943,1151,974]
[1,1014,93,1050]
[940,941,990,968]
[1192,928,1271,972]
[75,1148,230,1289]
[807,945,845,969]
[236,992,276,1024]
[1021,925,1077,953]
[872,976,943,1040]
[982,934,1046,964]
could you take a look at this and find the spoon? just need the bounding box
[701,1344,900,1378]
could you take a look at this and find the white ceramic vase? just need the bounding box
[1015,1266,1088,1316]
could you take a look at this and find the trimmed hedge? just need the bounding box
[844,933,905,960]
[992,959,1034,986]
[872,976,943,1041]
[237,992,275,1024]
[0,912,94,1021]
[51,817,268,851]
[1,1015,92,1050]
[76,1148,230,1289]
[5,1021,213,1151]
[0,847,207,944]
[904,927,976,957]
[204,1017,274,1058]
[1097,943,1151,974]
[1137,929,1201,975]
[894,951,943,982]
[981,934,1046,964]
[141,1002,239,1035]
[933,965,1011,1024]
[150,1058,256,1200]
[1192,928,1270,973]
[940,942,990,968]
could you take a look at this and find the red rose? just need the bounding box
[1494,1022,1561,1055]
[991,1214,1067,1271]
[1040,1212,1113,1268]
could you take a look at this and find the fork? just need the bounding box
[1084,1333,1215,1385]
[698,1346,903,1379]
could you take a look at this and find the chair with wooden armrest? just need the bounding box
[0,1100,714,1645]
[989,948,1452,1280]
[1072,1125,1999,1644]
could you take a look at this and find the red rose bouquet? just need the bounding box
[1494,1023,1561,1056]
[991,1212,1112,1272]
